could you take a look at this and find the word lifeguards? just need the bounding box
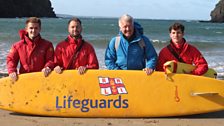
[56,95,128,112]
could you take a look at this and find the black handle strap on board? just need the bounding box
[167,44,185,63]
[66,38,85,69]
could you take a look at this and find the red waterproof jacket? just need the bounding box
[156,40,208,75]
[54,35,99,69]
[7,30,54,74]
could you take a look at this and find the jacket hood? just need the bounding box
[134,22,143,35]
[18,29,27,40]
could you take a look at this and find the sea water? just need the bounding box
[0,18,224,78]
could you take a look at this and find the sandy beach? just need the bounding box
[1,109,224,126]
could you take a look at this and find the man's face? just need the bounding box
[26,22,41,40]
[169,29,184,44]
[119,20,134,39]
[68,21,82,38]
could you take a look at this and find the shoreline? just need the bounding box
[1,109,224,126]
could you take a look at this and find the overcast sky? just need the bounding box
[51,0,218,20]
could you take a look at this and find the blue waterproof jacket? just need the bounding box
[105,23,157,70]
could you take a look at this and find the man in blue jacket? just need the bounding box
[105,14,157,75]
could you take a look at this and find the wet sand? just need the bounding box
[1,109,224,126]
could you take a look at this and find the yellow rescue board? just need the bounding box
[164,60,217,78]
[0,70,224,117]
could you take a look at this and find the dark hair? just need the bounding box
[68,17,82,25]
[169,22,185,33]
[26,17,41,27]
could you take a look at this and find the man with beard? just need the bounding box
[54,17,99,75]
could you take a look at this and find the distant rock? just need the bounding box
[0,0,56,18]
[210,0,224,22]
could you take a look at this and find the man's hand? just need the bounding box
[42,67,51,77]
[143,68,154,75]
[9,72,18,82]
[77,66,86,75]
[54,66,63,74]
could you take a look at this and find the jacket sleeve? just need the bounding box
[143,36,158,70]
[6,44,19,74]
[191,48,208,75]
[156,48,168,71]
[86,45,99,69]
[44,43,55,70]
[54,44,64,68]
[105,38,120,70]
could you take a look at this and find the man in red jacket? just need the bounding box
[54,17,99,74]
[7,17,54,81]
[156,22,208,75]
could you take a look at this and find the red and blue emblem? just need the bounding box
[98,77,128,96]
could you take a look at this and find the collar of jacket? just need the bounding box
[170,38,186,49]
[67,35,83,45]
[119,30,142,44]
[170,38,189,55]
[24,34,41,46]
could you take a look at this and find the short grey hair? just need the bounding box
[118,14,134,26]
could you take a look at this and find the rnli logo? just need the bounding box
[98,77,128,96]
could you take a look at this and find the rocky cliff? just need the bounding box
[211,0,224,22]
[0,0,56,18]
